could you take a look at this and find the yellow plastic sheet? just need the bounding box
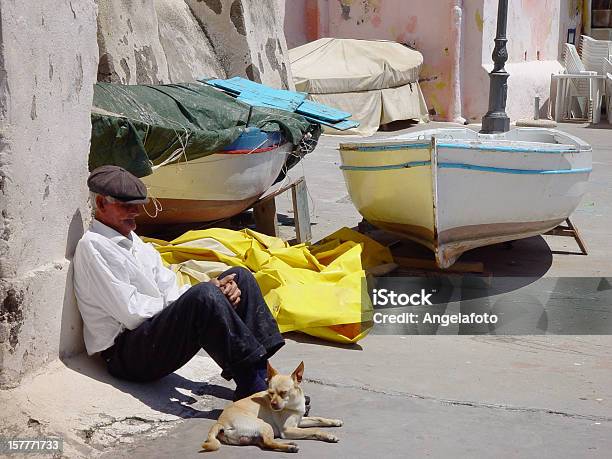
[144,227,392,344]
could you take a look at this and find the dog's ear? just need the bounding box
[291,361,304,384]
[267,361,279,380]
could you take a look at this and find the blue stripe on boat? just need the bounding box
[436,142,583,154]
[341,161,592,175]
[438,163,592,175]
[340,161,431,170]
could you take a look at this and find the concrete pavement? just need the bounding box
[105,121,612,458]
[102,335,612,458]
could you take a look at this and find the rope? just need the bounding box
[142,192,163,219]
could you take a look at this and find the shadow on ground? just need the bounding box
[282,332,363,350]
[63,355,228,420]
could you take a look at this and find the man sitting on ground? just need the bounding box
[73,165,285,400]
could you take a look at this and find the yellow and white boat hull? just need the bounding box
[340,128,592,268]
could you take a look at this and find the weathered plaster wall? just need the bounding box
[285,0,330,49]
[97,0,293,88]
[0,1,99,388]
[329,0,455,120]
[96,0,224,84]
[284,0,581,123]
[463,0,580,121]
[285,0,455,119]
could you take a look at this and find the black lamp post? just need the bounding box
[481,0,510,134]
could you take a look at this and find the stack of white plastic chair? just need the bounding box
[580,35,612,75]
[605,57,612,124]
[580,35,612,123]
[553,43,601,123]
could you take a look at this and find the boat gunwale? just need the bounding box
[340,161,592,175]
[218,142,286,155]
[339,141,591,155]
[339,142,430,151]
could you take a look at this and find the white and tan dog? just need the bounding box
[202,362,342,453]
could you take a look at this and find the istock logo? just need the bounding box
[372,288,434,306]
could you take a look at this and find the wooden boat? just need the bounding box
[91,79,357,229]
[138,128,292,226]
[339,127,592,268]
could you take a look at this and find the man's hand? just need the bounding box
[210,274,241,307]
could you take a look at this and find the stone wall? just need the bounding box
[0,0,99,388]
[97,0,293,88]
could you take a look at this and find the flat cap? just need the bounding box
[87,165,148,204]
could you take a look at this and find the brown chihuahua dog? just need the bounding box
[202,362,342,453]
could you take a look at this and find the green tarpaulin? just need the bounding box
[90,82,314,177]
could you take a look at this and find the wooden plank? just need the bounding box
[203,78,241,94]
[394,256,484,273]
[296,99,351,122]
[210,77,309,99]
[544,218,588,255]
[565,218,589,255]
[366,263,399,277]
[237,94,305,112]
[292,178,311,243]
[203,77,359,130]
[301,115,360,130]
[253,198,278,237]
[258,176,303,203]
[546,228,575,237]
[205,77,307,111]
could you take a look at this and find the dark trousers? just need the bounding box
[101,267,285,382]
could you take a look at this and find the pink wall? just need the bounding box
[284,0,582,122]
[286,0,455,119]
[330,0,455,119]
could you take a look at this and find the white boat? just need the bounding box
[339,127,592,268]
[138,128,292,226]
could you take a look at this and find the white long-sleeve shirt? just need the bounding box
[73,219,189,355]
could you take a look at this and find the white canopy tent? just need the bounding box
[289,38,429,136]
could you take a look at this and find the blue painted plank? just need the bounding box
[302,115,360,130]
[237,94,303,112]
[204,77,307,111]
[296,99,351,122]
[202,77,359,130]
[205,78,241,94]
[220,77,308,99]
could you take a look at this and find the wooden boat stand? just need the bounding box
[544,217,588,255]
[252,176,312,243]
[359,217,588,277]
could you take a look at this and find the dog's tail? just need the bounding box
[202,422,223,452]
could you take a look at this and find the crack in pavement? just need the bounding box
[79,415,179,448]
[304,377,612,423]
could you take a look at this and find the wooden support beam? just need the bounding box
[565,218,588,255]
[253,198,278,237]
[292,178,311,243]
[252,176,311,243]
[544,217,588,255]
[394,256,484,273]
